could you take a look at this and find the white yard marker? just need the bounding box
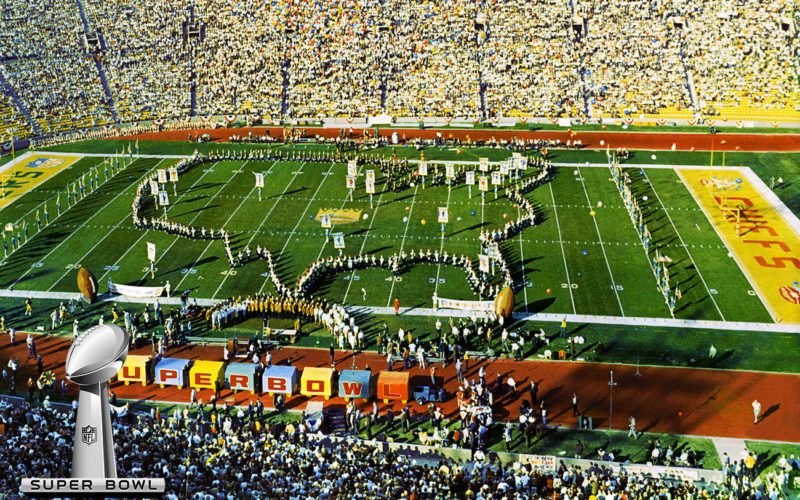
[169,161,255,289]
[96,160,223,286]
[386,184,420,307]
[548,182,576,314]
[12,158,154,289]
[258,162,337,295]
[643,169,725,320]
[576,166,625,316]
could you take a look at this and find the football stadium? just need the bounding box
[0,0,799,498]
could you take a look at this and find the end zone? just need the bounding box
[677,166,800,324]
[0,152,84,211]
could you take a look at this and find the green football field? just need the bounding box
[0,143,773,325]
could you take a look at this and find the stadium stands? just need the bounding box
[0,398,792,498]
[0,0,798,138]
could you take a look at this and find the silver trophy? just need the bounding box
[65,324,130,478]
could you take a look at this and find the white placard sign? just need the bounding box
[158,191,170,206]
[347,160,358,178]
[418,161,428,176]
[479,254,490,273]
[147,242,156,261]
[438,207,449,224]
[254,173,264,188]
[499,161,509,175]
[149,180,159,194]
[466,171,475,185]
[492,171,501,185]
[479,158,489,172]
[157,169,168,184]
[332,232,345,249]
[366,170,375,194]
[346,176,356,189]
[445,164,455,179]
[479,176,488,191]
[517,156,528,169]
[320,213,331,229]
[169,167,179,183]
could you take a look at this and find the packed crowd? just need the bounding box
[2,0,798,135]
[684,0,800,116]
[482,0,581,118]
[579,0,694,118]
[1,396,795,498]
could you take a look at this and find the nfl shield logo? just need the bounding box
[82,425,97,445]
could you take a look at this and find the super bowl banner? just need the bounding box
[109,281,164,298]
[365,170,375,194]
[157,169,167,184]
[434,296,494,312]
[418,162,428,176]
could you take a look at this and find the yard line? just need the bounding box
[96,160,223,286]
[576,166,625,316]
[433,183,452,298]
[642,170,726,320]
[386,184,420,307]
[548,182,576,314]
[342,177,389,304]
[258,162,335,295]
[516,203,529,313]
[167,161,255,289]
[211,161,301,299]
[45,159,171,291]
[9,158,151,289]
[312,162,367,262]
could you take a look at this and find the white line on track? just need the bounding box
[576,165,625,316]
[386,184,420,307]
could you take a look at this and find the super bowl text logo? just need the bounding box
[26,158,65,169]
[82,425,97,445]
[699,176,741,191]
[779,282,800,305]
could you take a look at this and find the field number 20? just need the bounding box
[562,283,578,289]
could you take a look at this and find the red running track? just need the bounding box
[3,333,798,442]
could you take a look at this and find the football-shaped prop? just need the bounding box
[77,267,99,303]
[66,324,130,386]
[494,286,515,320]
